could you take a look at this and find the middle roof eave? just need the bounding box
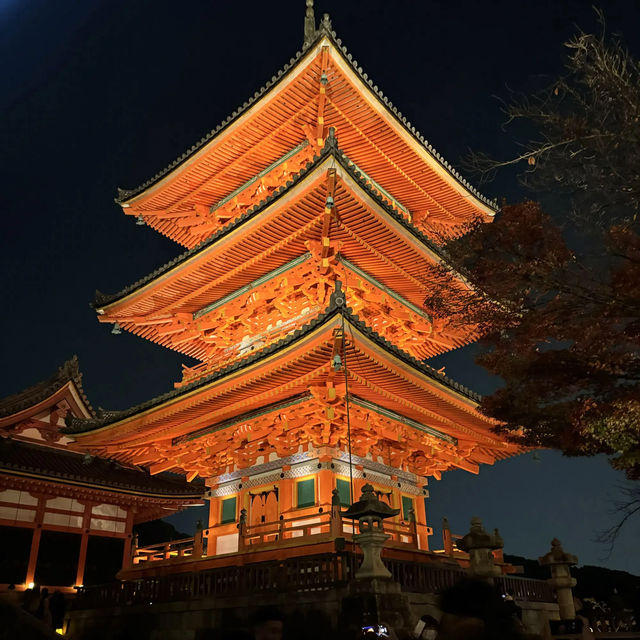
[67,298,483,442]
[95,143,455,315]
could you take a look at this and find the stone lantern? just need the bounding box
[539,538,578,620]
[343,483,400,580]
[456,517,503,583]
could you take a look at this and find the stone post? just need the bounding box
[340,484,415,636]
[456,517,503,583]
[355,517,393,580]
[539,538,578,620]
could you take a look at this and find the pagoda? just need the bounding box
[65,3,522,564]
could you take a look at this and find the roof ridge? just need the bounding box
[67,286,480,434]
[0,356,95,419]
[115,25,496,211]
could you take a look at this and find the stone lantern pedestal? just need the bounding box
[339,483,414,635]
[456,517,503,584]
[539,538,578,621]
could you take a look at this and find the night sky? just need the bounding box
[2,0,639,574]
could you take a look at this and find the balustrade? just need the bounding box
[130,505,428,566]
[76,552,553,610]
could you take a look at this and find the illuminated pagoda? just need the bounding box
[0,358,202,590]
[65,3,522,566]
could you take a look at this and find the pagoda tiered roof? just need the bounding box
[95,141,475,370]
[115,20,496,248]
[67,290,522,481]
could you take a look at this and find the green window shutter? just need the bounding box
[401,496,413,521]
[297,478,315,508]
[221,496,237,524]
[336,478,351,507]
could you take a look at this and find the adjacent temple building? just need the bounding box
[62,5,522,572]
[0,358,202,591]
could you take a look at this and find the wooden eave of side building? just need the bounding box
[115,27,496,247]
[0,356,94,429]
[95,146,464,325]
[0,438,203,502]
[65,299,518,465]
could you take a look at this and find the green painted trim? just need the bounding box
[193,253,312,320]
[338,256,431,321]
[174,393,311,445]
[210,141,310,212]
[347,159,410,216]
[350,395,457,446]
[221,495,237,524]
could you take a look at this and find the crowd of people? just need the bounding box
[247,579,534,640]
[1,583,66,631]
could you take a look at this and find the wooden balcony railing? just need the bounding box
[129,505,432,567]
[76,552,554,610]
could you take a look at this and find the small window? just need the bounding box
[336,478,351,507]
[221,496,237,524]
[401,496,414,521]
[296,478,315,508]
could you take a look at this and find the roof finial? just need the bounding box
[303,0,316,47]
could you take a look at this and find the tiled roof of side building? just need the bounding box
[0,437,204,497]
[0,356,95,419]
[67,285,482,435]
[115,20,497,212]
[95,136,460,310]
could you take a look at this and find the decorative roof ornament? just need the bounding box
[319,12,332,33]
[303,0,316,48]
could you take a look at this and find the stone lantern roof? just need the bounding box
[342,483,400,521]
[539,538,578,567]
[456,516,503,553]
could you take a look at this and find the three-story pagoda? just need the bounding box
[65,4,522,561]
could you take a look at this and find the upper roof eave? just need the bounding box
[96,141,462,313]
[115,24,497,216]
[67,288,483,437]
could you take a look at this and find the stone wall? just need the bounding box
[66,586,560,640]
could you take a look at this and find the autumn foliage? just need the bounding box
[426,202,640,478]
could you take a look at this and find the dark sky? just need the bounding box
[1,0,639,574]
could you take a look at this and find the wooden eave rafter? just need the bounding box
[69,310,511,460]
[108,254,465,375]
[119,33,495,248]
[97,154,458,322]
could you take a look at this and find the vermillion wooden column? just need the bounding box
[121,508,135,570]
[414,494,429,551]
[75,504,93,587]
[25,495,46,586]
[317,457,334,508]
[208,495,220,528]
[279,466,293,514]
